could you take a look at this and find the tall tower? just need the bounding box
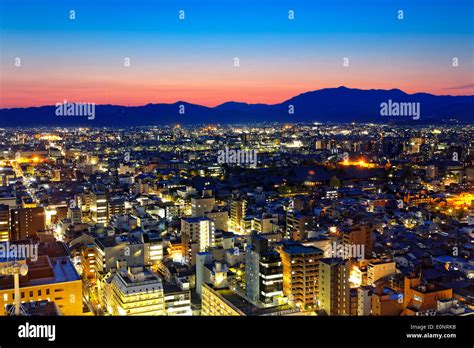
[246,234,283,304]
[318,258,350,315]
[279,242,323,309]
[10,207,45,241]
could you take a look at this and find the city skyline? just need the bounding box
[0,1,473,345]
[0,123,472,322]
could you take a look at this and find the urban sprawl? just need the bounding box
[0,123,472,317]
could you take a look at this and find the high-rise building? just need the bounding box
[349,288,358,315]
[108,197,126,218]
[205,210,228,232]
[90,190,108,225]
[191,195,215,217]
[357,285,373,316]
[341,223,374,258]
[143,233,164,266]
[163,283,192,316]
[253,214,278,233]
[181,217,215,265]
[279,242,323,309]
[230,198,247,232]
[285,211,313,241]
[0,204,10,242]
[107,266,165,316]
[195,252,230,296]
[10,207,46,241]
[246,234,283,304]
[81,244,96,283]
[318,258,350,315]
[67,206,82,224]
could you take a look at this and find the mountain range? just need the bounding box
[0,86,473,126]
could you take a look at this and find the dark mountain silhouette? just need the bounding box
[0,86,472,126]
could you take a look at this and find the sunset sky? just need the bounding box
[0,0,473,108]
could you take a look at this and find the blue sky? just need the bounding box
[1,0,473,107]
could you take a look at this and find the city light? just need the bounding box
[0,0,471,343]
[339,159,378,168]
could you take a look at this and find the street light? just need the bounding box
[0,261,28,315]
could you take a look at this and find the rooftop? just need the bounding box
[282,243,323,256]
[0,255,80,290]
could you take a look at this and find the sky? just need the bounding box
[0,0,473,108]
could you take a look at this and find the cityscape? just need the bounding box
[0,0,473,345]
[0,123,472,317]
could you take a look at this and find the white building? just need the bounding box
[107,266,165,316]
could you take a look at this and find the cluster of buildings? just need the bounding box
[0,123,472,316]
